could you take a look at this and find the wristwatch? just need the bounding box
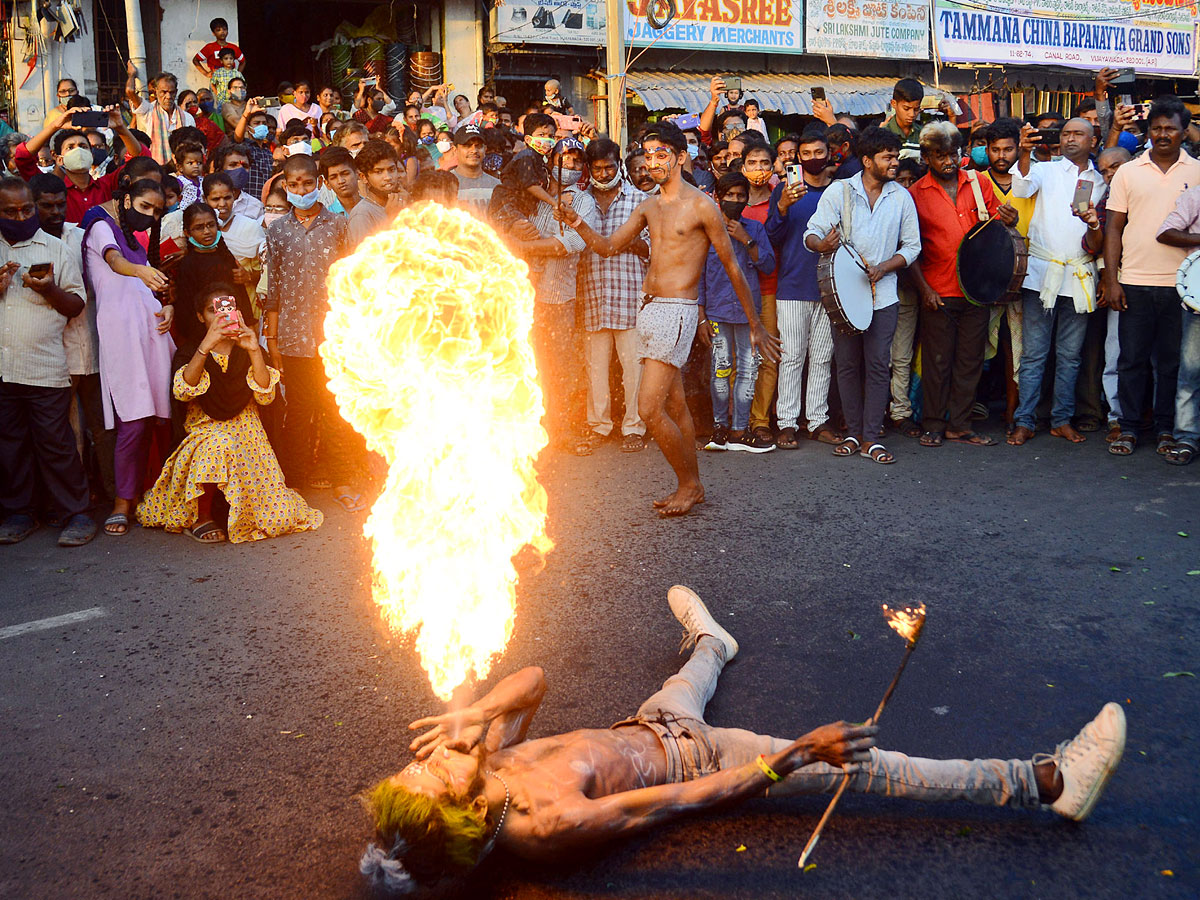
[745,238,758,250]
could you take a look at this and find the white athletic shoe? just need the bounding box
[1037,702,1126,822]
[667,584,738,661]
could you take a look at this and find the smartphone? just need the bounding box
[672,112,701,130]
[1109,67,1136,85]
[255,96,280,108]
[1072,178,1092,214]
[723,76,741,93]
[811,86,826,103]
[28,262,52,278]
[71,109,108,128]
[362,77,377,87]
[1117,93,1133,107]
[1036,127,1062,146]
[552,112,583,132]
[212,295,238,325]
[785,163,802,187]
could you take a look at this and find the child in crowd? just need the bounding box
[700,172,776,453]
[743,98,769,140]
[209,47,240,107]
[173,140,205,208]
[191,16,243,80]
[488,112,557,235]
[138,284,322,543]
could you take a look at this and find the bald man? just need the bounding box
[1007,117,1107,446]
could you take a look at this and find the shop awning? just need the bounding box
[625,71,897,117]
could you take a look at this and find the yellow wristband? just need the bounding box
[755,754,782,783]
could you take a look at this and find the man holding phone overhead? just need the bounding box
[1006,117,1106,447]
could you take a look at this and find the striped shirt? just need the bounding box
[0,229,87,388]
[530,187,597,306]
[803,173,921,310]
[579,181,648,331]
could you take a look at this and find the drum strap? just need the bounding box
[965,170,989,223]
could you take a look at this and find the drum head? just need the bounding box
[831,248,875,331]
[957,221,1017,305]
[1177,248,1200,312]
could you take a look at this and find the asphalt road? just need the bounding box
[2,429,1197,900]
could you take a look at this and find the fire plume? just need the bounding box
[881,602,927,645]
[320,204,551,700]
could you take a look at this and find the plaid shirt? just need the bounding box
[245,141,275,198]
[578,181,648,331]
[530,187,596,305]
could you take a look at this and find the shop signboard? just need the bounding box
[623,0,805,54]
[933,0,1198,76]
[492,0,607,47]
[803,1,931,60]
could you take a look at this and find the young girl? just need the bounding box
[173,140,206,208]
[278,80,322,134]
[82,178,176,535]
[138,285,323,543]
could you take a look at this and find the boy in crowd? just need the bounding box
[318,146,361,215]
[209,47,241,108]
[348,139,404,245]
[701,173,776,453]
[488,113,558,237]
[192,17,244,78]
[884,78,925,158]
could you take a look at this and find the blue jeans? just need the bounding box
[709,322,757,430]
[1176,309,1200,448]
[1015,289,1090,430]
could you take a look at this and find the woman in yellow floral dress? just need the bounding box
[138,284,323,543]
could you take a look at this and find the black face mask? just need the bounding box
[0,214,40,245]
[801,157,830,174]
[124,206,157,232]
[719,199,747,221]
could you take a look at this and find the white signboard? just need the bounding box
[492,0,606,47]
[804,0,931,60]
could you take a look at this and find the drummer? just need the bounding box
[907,121,1018,449]
[803,126,921,465]
[1006,117,1106,448]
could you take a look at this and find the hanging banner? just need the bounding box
[491,0,607,47]
[624,0,805,55]
[933,1,1199,76]
[803,1,931,60]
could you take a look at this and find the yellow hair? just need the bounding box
[368,780,487,883]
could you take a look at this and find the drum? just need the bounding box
[818,244,875,335]
[1176,248,1200,313]
[956,219,1028,306]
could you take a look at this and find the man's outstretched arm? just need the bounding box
[511,721,876,857]
[555,201,647,258]
[408,666,547,758]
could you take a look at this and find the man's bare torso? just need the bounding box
[640,183,719,300]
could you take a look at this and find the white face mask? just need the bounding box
[349,146,361,159]
[37,164,55,174]
[436,139,452,153]
[263,211,285,227]
[61,146,93,172]
[286,142,312,157]
[590,171,622,191]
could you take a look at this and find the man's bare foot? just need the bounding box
[1007,425,1034,446]
[1050,424,1086,443]
[655,484,705,517]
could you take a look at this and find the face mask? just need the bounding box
[280,93,295,105]
[186,104,201,116]
[591,171,622,190]
[800,157,829,175]
[719,199,747,221]
[286,187,320,210]
[166,202,180,214]
[187,232,222,250]
[263,211,285,227]
[419,135,435,145]
[436,139,452,153]
[525,135,555,156]
[0,215,40,244]
[970,146,989,167]
[226,166,250,192]
[744,168,772,186]
[37,164,54,174]
[686,144,700,159]
[92,146,110,167]
[62,146,93,172]
[200,100,215,115]
[124,206,157,232]
[559,168,583,187]
[251,124,269,141]
[286,142,313,157]
[231,88,247,102]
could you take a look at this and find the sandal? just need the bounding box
[809,425,842,445]
[103,513,130,536]
[334,489,368,512]
[946,431,997,446]
[1108,433,1136,456]
[919,431,944,448]
[777,427,799,449]
[185,520,227,543]
[0,514,38,544]
[889,417,922,438]
[752,426,775,446]
[58,514,98,547]
[832,436,860,457]
[621,433,645,452]
[1156,432,1176,455]
[860,442,896,464]
[1163,443,1196,466]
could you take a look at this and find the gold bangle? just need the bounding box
[755,754,782,783]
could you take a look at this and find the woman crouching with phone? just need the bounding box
[137,284,323,543]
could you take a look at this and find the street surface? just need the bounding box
[2,432,1198,899]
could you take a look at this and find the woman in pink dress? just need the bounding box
[277,81,322,135]
[82,179,176,535]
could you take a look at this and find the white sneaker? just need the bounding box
[1038,702,1126,822]
[667,585,738,661]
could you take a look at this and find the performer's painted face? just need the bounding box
[642,140,677,183]
[392,747,482,802]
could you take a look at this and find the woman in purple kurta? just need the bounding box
[83,179,175,536]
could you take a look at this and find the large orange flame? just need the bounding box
[320,203,552,700]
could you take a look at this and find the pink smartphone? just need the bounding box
[212,295,237,326]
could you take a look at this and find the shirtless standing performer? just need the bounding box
[360,586,1126,896]
[555,122,781,517]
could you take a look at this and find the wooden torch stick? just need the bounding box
[797,638,921,869]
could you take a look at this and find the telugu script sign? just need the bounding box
[933,0,1198,76]
[803,1,931,60]
[624,0,805,54]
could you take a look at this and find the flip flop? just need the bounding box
[832,436,860,457]
[103,513,130,536]
[185,520,226,543]
[58,514,98,547]
[946,431,997,446]
[334,489,369,512]
[919,431,944,448]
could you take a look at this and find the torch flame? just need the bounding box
[320,204,552,700]
[881,602,927,645]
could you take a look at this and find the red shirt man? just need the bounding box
[910,167,1000,296]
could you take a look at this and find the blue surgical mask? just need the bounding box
[166,202,180,214]
[251,123,269,141]
[687,144,700,159]
[286,187,321,210]
[970,145,989,167]
[187,233,222,250]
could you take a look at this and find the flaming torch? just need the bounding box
[320,204,553,701]
[798,602,927,868]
